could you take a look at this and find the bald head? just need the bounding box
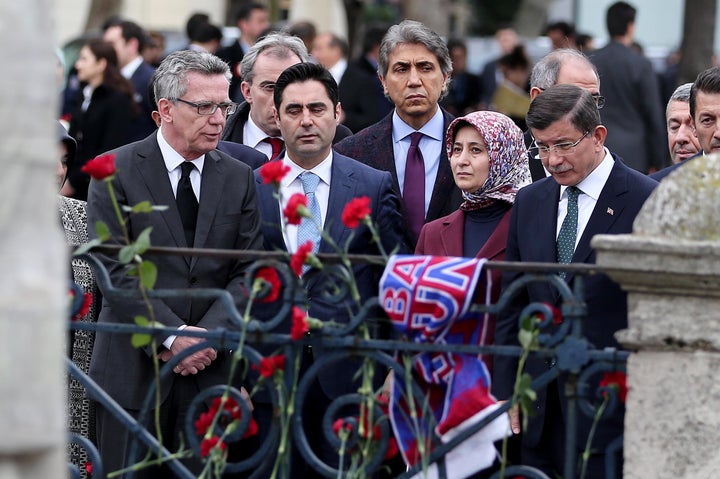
[530,49,601,101]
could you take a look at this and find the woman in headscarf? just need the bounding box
[415,110,530,368]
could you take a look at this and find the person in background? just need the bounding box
[216,2,270,102]
[440,38,483,116]
[87,49,262,478]
[63,39,134,200]
[590,1,667,173]
[285,20,317,58]
[187,21,222,54]
[491,44,531,130]
[311,32,349,85]
[143,30,166,68]
[544,21,577,50]
[334,20,462,249]
[415,110,531,372]
[664,82,701,165]
[103,19,157,142]
[479,25,520,108]
[338,23,393,132]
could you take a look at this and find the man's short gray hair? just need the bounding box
[666,82,693,115]
[154,49,230,102]
[239,32,309,83]
[530,48,599,90]
[377,20,453,79]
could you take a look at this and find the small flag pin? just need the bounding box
[607,207,614,216]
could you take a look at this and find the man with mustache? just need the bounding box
[492,84,657,479]
[334,20,462,249]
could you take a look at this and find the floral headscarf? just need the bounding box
[445,110,531,210]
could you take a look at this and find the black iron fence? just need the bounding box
[67,247,626,479]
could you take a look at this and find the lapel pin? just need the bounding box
[607,207,614,216]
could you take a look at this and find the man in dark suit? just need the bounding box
[215,2,270,103]
[525,48,606,181]
[334,20,462,249]
[221,32,351,163]
[104,20,157,142]
[87,49,263,478]
[590,1,667,173]
[492,85,657,479]
[254,62,407,477]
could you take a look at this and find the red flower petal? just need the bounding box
[283,193,308,225]
[81,153,116,180]
[259,161,291,185]
[290,306,309,341]
[341,196,372,229]
[200,436,226,457]
[255,267,281,303]
[599,371,628,403]
[290,241,313,276]
[84,461,93,475]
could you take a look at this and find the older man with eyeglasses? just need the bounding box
[87,49,263,478]
[492,84,658,479]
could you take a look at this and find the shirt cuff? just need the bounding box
[162,324,188,350]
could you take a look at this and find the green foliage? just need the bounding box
[131,315,152,348]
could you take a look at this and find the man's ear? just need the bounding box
[157,98,173,123]
[529,87,543,100]
[241,81,252,104]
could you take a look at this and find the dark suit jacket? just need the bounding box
[215,41,245,103]
[415,208,512,372]
[87,132,263,410]
[492,155,657,452]
[590,41,668,172]
[254,152,408,398]
[128,61,157,142]
[221,101,353,148]
[338,56,393,133]
[440,70,483,116]
[333,109,463,249]
[523,129,547,182]
[217,140,267,170]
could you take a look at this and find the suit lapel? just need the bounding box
[572,160,628,265]
[534,179,561,263]
[439,210,464,256]
[255,176,287,252]
[323,155,355,253]
[191,150,225,268]
[376,115,401,192]
[134,136,188,258]
[427,109,455,220]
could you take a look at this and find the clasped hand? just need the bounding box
[159,326,217,375]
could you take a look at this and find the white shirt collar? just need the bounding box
[244,115,279,149]
[281,151,333,189]
[121,56,143,79]
[157,128,205,174]
[391,106,445,142]
[560,147,614,200]
[328,58,348,84]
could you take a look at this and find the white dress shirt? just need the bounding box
[243,115,278,161]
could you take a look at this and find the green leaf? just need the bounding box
[73,238,103,256]
[131,315,152,348]
[152,205,169,211]
[518,329,534,349]
[95,221,111,241]
[135,227,153,255]
[520,314,535,332]
[139,260,157,290]
[131,201,154,213]
[119,244,136,264]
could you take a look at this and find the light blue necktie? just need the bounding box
[557,186,581,279]
[296,172,322,256]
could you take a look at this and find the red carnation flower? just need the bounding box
[255,267,281,303]
[284,193,308,225]
[200,436,226,457]
[72,291,93,321]
[291,306,309,341]
[599,371,628,403]
[254,354,286,378]
[290,241,314,276]
[341,196,372,229]
[537,303,563,325]
[333,418,353,436]
[81,153,116,180]
[259,160,291,185]
[84,461,93,475]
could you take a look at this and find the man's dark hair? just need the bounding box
[545,21,575,37]
[186,12,210,41]
[446,38,468,54]
[274,62,339,111]
[690,66,720,119]
[362,24,389,56]
[194,22,222,44]
[118,20,147,52]
[327,33,349,59]
[606,1,636,38]
[527,84,601,133]
[235,2,267,23]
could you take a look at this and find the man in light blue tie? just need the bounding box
[252,62,407,476]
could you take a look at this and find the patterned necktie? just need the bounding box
[263,137,284,161]
[296,172,322,256]
[176,161,198,247]
[556,186,581,278]
[403,132,425,240]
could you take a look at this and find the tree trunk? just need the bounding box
[84,0,123,32]
[678,0,716,85]
[0,0,67,478]
[514,0,555,37]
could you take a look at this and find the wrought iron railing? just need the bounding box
[67,247,626,479]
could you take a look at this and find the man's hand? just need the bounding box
[159,326,218,375]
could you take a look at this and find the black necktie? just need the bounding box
[176,161,198,247]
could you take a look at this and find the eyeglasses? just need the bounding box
[592,93,606,109]
[532,130,590,158]
[170,98,238,116]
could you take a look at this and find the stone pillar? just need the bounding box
[0,1,67,478]
[593,154,720,479]
[288,0,347,40]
